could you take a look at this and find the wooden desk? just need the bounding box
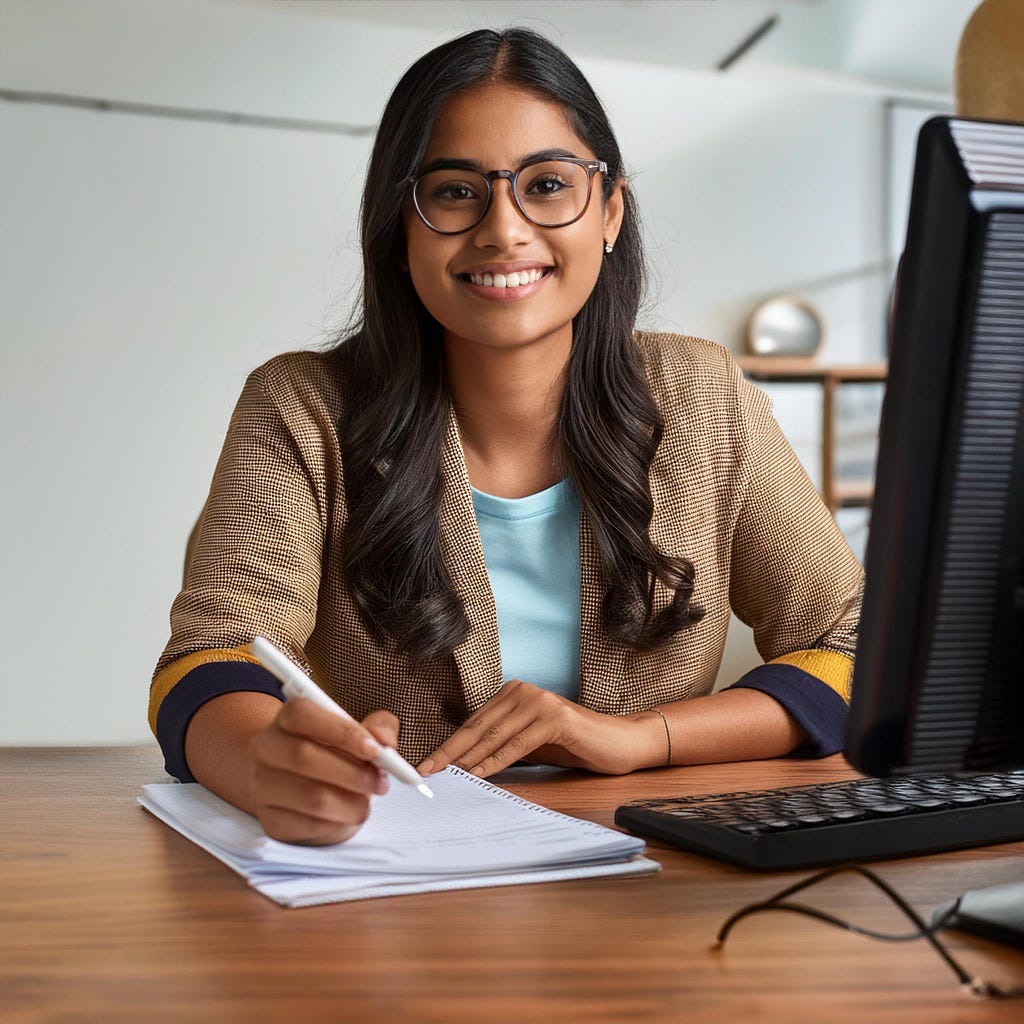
[4,748,1022,1024]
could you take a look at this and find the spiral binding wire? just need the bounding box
[449,766,606,829]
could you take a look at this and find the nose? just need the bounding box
[471,178,534,249]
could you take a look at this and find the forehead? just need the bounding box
[422,82,594,166]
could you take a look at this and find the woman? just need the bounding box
[150,27,862,845]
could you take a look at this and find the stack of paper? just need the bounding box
[139,765,660,906]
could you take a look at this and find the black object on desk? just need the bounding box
[615,771,1024,871]
[933,881,1024,951]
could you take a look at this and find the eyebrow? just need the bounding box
[417,148,583,175]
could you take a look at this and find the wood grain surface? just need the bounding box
[2,747,1022,1024]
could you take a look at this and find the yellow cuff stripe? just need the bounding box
[148,644,260,737]
[769,649,854,703]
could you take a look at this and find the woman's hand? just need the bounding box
[247,700,399,846]
[416,679,661,779]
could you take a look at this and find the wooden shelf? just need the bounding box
[737,358,888,383]
[736,357,888,515]
[833,481,875,507]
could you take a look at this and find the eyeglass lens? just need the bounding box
[414,160,592,232]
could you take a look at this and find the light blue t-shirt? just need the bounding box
[471,478,581,701]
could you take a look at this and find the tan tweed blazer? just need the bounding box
[152,332,863,763]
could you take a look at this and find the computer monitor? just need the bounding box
[844,115,1024,778]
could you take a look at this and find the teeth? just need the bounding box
[468,268,548,288]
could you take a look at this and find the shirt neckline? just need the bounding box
[471,477,576,521]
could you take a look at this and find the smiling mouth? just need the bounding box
[459,268,554,289]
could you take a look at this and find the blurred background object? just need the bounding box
[745,295,824,358]
[954,0,1024,121]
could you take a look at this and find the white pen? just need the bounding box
[250,636,433,799]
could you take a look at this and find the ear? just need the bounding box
[602,177,626,249]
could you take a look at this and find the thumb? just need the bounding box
[361,709,400,749]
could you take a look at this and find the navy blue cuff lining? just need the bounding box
[155,661,284,782]
[728,663,848,758]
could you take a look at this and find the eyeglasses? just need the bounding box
[398,157,608,235]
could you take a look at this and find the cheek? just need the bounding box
[407,258,452,322]
[404,231,454,306]
[564,236,605,303]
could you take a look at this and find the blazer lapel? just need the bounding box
[438,403,504,713]
[578,511,628,713]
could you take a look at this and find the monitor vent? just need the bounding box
[949,120,1024,191]
[910,212,1024,769]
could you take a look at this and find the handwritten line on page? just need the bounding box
[139,765,660,907]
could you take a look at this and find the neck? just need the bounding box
[444,328,571,490]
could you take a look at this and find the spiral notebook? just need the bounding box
[139,765,660,907]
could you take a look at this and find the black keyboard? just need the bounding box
[615,771,1024,870]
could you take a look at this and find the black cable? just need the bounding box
[714,863,1024,999]
[718,898,962,944]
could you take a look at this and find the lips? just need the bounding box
[460,267,552,288]
[458,266,554,301]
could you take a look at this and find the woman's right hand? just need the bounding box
[247,700,400,845]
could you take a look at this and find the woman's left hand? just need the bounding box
[416,679,659,778]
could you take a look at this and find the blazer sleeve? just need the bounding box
[149,362,328,779]
[725,362,865,756]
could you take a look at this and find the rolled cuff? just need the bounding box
[155,661,284,781]
[728,663,847,758]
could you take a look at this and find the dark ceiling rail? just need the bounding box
[0,87,376,136]
[717,15,780,71]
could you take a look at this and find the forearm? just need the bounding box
[627,687,811,770]
[183,691,283,815]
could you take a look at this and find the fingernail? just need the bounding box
[375,772,389,795]
[362,736,382,757]
[418,758,434,774]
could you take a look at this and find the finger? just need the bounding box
[251,730,384,797]
[257,804,363,846]
[258,770,373,830]
[362,709,400,749]
[275,698,383,762]
[440,681,555,770]
[467,721,554,778]
[417,684,525,773]
[452,704,541,773]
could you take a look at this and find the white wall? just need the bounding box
[0,0,951,743]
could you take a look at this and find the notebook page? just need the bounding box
[140,766,644,876]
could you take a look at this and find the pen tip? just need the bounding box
[417,783,434,799]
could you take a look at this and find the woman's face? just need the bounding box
[402,81,624,357]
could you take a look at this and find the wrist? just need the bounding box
[625,710,673,770]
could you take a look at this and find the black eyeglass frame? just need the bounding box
[397,157,609,235]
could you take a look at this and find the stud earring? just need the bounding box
[604,241,614,255]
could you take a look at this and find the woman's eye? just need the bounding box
[433,182,478,202]
[525,175,570,196]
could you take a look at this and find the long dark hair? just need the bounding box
[335,27,704,666]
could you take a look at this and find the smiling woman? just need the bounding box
[149,27,862,847]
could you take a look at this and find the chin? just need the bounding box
[449,322,572,352]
